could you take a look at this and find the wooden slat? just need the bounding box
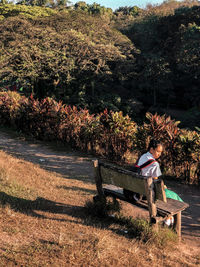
[156,199,189,215]
[99,161,167,202]
[100,165,147,195]
[99,161,145,179]
[103,187,189,217]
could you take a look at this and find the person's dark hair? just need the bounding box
[148,139,162,151]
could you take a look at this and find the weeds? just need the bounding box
[85,196,121,218]
[111,214,177,247]
[84,197,178,247]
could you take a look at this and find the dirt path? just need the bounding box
[0,130,199,251]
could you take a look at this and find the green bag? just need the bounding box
[165,188,183,202]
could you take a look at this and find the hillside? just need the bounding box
[0,129,199,266]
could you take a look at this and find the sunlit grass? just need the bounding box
[0,149,199,266]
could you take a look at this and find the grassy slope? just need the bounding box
[0,149,199,266]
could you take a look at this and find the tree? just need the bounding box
[174,23,200,108]
[0,11,135,111]
[54,0,70,7]
[0,0,8,4]
[17,0,50,6]
[74,1,88,11]
[115,5,142,17]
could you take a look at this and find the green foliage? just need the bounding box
[0,91,24,126]
[59,106,99,150]
[74,1,113,17]
[0,92,138,161]
[176,129,200,182]
[174,23,200,107]
[136,112,200,182]
[125,3,200,110]
[144,113,180,174]
[0,3,58,18]
[136,112,180,152]
[16,0,70,7]
[1,2,200,118]
[74,1,88,11]
[115,6,143,17]
[0,2,200,182]
[16,96,64,140]
[180,107,200,129]
[0,0,8,4]
[98,109,137,160]
[0,8,136,112]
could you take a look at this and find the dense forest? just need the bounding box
[0,0,200,128]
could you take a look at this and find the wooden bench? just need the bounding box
[93,160,189,240]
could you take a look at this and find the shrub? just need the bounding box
[175,129,200,183]
[59,106,97,151]
[98,109,137,161]
[0,91,24,127]
[0,91,199,183]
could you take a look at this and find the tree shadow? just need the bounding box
[0,130,95,183]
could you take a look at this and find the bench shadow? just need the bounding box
[0,191,125,235]
[0,191,86,222]
[56,185,96,195]
[2,191,196,242]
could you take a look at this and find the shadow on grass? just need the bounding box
[0,191,86,222]
[56,185,96,195]
[0,191,179,246]
[0,191,122,233]
[0,129,94,183]
[0,191,178,248]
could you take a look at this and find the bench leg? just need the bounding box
[150,217,159,232]
[173,211,181,241]
[93,160,104,198]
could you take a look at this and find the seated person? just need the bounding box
[124,139,183,226]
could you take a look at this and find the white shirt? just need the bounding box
[137,152,162,178]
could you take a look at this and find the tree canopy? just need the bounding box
[0,1,200,127]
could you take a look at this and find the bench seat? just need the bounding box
[103,187,189,217]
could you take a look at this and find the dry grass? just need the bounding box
[0,150,199,266]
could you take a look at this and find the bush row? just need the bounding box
[0,91,199,184]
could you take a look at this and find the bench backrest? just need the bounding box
[94,160,167,202]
